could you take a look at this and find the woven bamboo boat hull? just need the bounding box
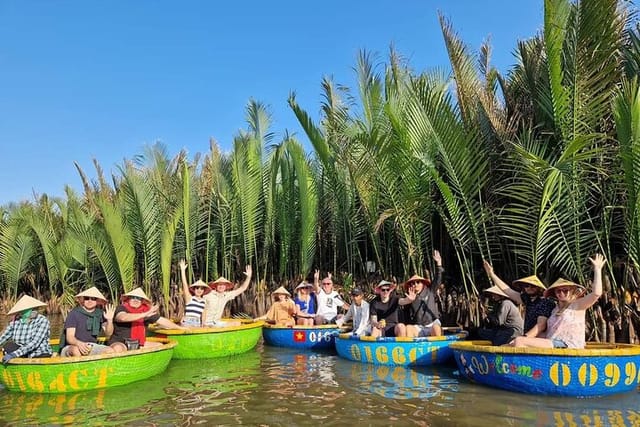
[0,338,176,393]
[451,340,640,397]
[335,330,469,366]
[153,320,264,359]
[262,324,340,350]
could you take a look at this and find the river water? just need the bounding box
[0,318,639,426]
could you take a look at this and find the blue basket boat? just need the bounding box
[335,329,469,366]
[450,340,640,397]
[262,324,341,350]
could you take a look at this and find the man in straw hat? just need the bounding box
[0,295,52,363]
[399,250,444,337]
[293,280,316,326]
[483,260,556,337]
[477,285,524,346]
[60,286,116,357]
[370,279,406,337]
[510,254,605,349]
[313,270,349,325]
[108,287,184,352]
[203,265,253,327]
[255,286,296,326]
[179,259,212,327]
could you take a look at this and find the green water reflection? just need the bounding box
[0,343,639,426]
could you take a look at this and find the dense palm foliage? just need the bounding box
[1,0,640,340]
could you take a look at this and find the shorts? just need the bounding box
[182,316,201,327]
[60,343,111,357]
[551,339,568,348]
[416,319,442,337]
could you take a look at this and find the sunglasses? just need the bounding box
[129,296,142,301]
[555,288,572,294]
[84,297,98,301]
[380,288,391,292]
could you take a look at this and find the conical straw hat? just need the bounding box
[543,278,584,298]
[189,279,212,295]
[512,275,546,290]
[272,286,291,297]
[122,287,151,302]
[209,277,234,291]
[76,286,107,303]
[403,274,431,289]
[7,295,46,315]
[483,285,509,298]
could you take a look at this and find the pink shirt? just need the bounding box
[545,302,586,349]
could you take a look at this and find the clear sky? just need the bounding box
[0,1,543,205]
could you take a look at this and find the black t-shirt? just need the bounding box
[370,295,400,325]
[107,305,160,345]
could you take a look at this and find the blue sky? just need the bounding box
[0,1,543,205]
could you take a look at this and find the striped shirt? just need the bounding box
[184,296,206,319]
[0,313,52,358]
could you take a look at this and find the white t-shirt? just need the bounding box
[316,289,344,321]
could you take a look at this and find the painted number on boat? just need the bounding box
[308,331,333,343]
[348,344,435,365]
[2,367,113,393]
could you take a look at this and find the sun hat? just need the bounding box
[76,286,108,303]
[189,279,212,295]
[122,287,151,303]
[7,295,47,315]
[512,275,546,291]
[209,277,235,291]
[375,280,396,294]
[272,286,291,297]
[403,274,431,289]
[543,278,585,298]
[483,285,510,298]
[295,281,313,291]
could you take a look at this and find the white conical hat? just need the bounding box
[272,286,291,297]
[7,295,46,315]
[483,285,509,298]
[76,286,108,303]
[122,287,151,302]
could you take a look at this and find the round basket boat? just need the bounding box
[450,340,640,397]
[153,320,264,359]
[0,337,176,393]
[335,329,469,366]
[262,324,341,350]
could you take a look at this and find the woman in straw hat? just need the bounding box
[108,287,184,352]
[477,285,524,346]
[255,286,296,326]
[179,259,212,327]
[0,295,52,363]
[510,254,605,349]
[483,261,556,337]
[203,265,253,327]
[60,286,115,357]
[293,280,316,326]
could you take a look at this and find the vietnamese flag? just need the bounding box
[293,331,306,342]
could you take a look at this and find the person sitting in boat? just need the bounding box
[60,286,115,357]
[336,287,370,336]
[108,288,184,352]
[293,280,316,325]
[477,285,524,346]
[399,250,444,337]
[369,280,407,337]
[255,286,296,326]
[179,259,211,327]
[483,260,556,337]
[0,295,52,364]
[203,265,253,327]
[510,254,605,349]
[314,270,349,325]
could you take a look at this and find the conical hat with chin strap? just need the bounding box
[122,287,151,303]
[7,295,47,315]
[76,286,108,303]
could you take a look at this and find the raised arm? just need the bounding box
[573,254,605,310]
[179,259,192,305]
[229,265,252,298]
[313,269,320,293]
[432,250,445,288]
[103,304,115,337]
[483,260,522,305]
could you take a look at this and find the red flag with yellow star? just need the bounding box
[293,330,306,342]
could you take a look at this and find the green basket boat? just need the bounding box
[0,337,176,394]
[153,320,264,359]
